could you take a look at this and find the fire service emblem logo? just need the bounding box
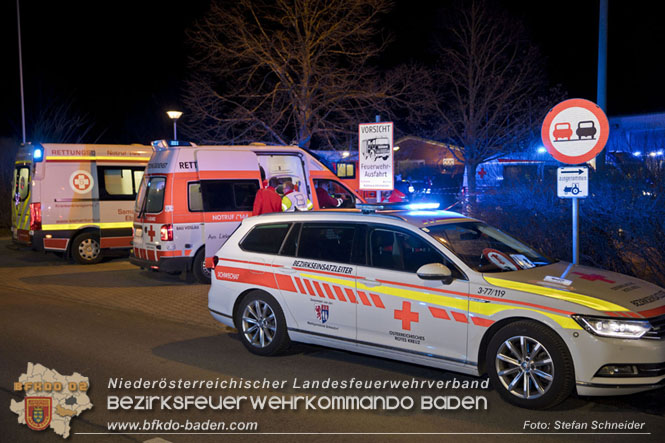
[315,304,329,323]
[25,397,52,431]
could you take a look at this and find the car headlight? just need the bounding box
[572,315,652,339]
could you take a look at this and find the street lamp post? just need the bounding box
[166,111,183,140]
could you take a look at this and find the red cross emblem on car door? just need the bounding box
[394,301,419,331]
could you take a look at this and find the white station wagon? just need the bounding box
[208,209,665,408]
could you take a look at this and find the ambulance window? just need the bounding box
[145,177,166,213]
[240,223,292,254]
[199,180,259,211]
[297,223,355,264]
[98,166,145,201]
[135,176,147,212]
[336,163,355,179]
[133,170,144,192]
[14,166,30,201]
[313,179,356,208]
[188,183,203,212]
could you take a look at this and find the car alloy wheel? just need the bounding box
[487,320,573,409]
[495,335,554,400]
[241,300,277,348]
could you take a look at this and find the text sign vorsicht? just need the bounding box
[557,166,588,198]
[359,122,394,190]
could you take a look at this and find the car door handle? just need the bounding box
[360,279,381,288]
[469,298,491,303]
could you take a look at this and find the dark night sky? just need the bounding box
[1,1,665,144]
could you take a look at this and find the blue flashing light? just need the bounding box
[151,139,195,150]
[33,145,44,162]
[168,140,193,147]
[407,210,444,216]
[406,202,440,210]
[633,151,641,157]
[537,146,547,154]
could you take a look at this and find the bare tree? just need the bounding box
[183,0,426,147]
[29,94,99,143]
[430,0,547,194]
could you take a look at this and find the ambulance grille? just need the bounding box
[644,314,665,340]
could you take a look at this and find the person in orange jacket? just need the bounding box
[252,168,282,216]
[383,188,406,203]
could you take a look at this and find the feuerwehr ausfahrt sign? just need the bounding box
[358,122,394,190]
[541,98,609,164]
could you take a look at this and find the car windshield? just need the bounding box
[424,221,553,273]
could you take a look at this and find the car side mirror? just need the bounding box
[416,263,453,285]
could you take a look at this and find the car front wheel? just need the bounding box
[236,292,290,356]
[486,320,574,409]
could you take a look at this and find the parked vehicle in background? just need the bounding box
[130,140,364,283]
[11,143,150,263]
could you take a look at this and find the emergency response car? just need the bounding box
[208,209,665,409]
[12,143,150,263]
[130,141,364,283]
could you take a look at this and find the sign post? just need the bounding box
[542,99,609,264]
[358,122,394,199]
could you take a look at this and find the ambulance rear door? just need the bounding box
[194,150,261,262]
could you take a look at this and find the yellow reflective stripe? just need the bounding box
[41,222,133,231]
[19,190,31,230]
[303,273,468,311]
[45,156,150,162]
[484,277,628,312]
[470,300,582,330]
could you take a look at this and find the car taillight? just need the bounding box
[160,224,173,241]
[30,203,41,231]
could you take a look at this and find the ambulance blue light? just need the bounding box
[33,145,44,162]
[537,146,547,154]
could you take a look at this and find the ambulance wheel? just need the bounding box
[71,233,103,265]
[236,292,290,356]
[486,320,574,409]
[192,249,211,284]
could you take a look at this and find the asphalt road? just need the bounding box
[1,240,664,442]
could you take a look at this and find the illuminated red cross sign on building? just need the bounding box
[572,271,615,284]
[394,301,419,331]
[72,173,91,191]
[146,225,156,242]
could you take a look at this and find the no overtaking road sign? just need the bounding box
[541,98,609,165]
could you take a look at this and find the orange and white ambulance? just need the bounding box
[130,140,364,283]
[11,143,151,263]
